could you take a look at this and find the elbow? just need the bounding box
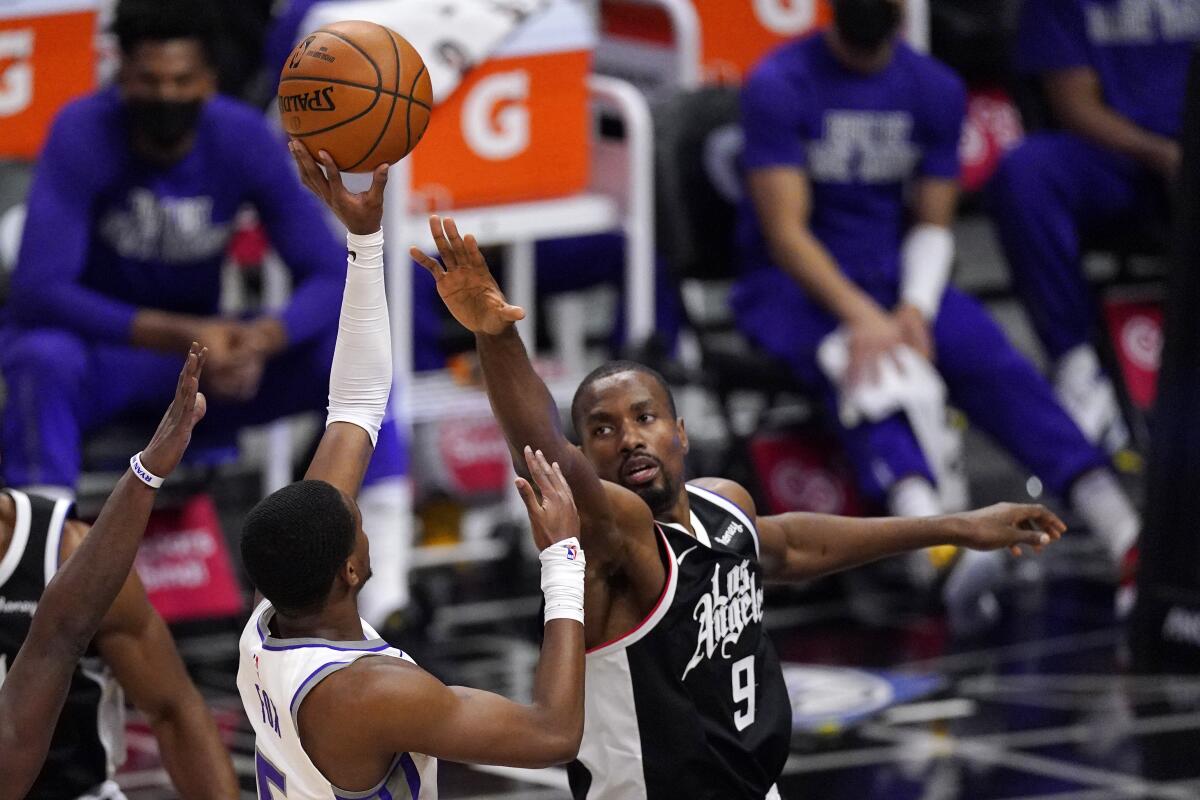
[527,715,583,768]
[539,728,583,767]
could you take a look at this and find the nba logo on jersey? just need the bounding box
[566,544,578,561]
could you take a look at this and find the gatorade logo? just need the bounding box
[278,86,337,113]
[0,28,34,118]
[462,70,530,161]
[752,0,817,35]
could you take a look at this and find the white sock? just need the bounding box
[19,485,76,502]
[1055,344,1102,388]
[355,477,414,627]
[943,547,1006,636]
[1070,468,1139,564]
[889,477,943,587]
[889,476,942,518]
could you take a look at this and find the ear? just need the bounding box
[677,417,689,454]
[341,557,363,590]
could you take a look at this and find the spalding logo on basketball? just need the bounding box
[278,20,433,172]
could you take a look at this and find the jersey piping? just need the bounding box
[586,528,679,657]
[0,490,31,588]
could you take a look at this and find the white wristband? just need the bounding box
[899,224,954,320]
[129,451,165,489]
[540,537,586,625]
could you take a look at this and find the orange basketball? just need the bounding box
[278,21,433,172]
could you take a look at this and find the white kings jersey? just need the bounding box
[237,600,438,800]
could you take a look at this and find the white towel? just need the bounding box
[299,0,553,104]
[817,330,964,508]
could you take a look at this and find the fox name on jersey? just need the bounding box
[237,601,438,799]
[569,485,791,800]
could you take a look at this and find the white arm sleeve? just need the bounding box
[325,229,391,447]
[899,224,955,320]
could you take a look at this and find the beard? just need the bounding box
[631,473,682,516]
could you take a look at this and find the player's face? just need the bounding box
[118,39,216,151]
[578,372,689,516]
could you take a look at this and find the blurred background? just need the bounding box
[1,0,1200,797]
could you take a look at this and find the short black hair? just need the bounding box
[571,360,677,433]
[113,0,219,63]
[241,480,356,615]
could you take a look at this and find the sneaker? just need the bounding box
[1115,544,1139,620]
[942,548,1008,637]
[1054,346,1130,454]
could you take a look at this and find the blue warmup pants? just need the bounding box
[0,324,406,489]
[412,233,682,370]
[731,269,1108,502]
[988,132,1168,362]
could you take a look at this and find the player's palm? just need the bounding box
[411,215,525,335]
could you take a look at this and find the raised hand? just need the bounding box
[289,141,387,235]
[140,343,208,479]
[954,503,1067,557]
[410,215,526,335]
[515,446,580,551]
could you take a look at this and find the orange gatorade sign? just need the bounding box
[0,1,97,160]
[602,0,831,83]
[298,0,595,209]
[410,49,591,208]
[409,0,594,208]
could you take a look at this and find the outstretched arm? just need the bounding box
[411,218,660,586]
[758,505,1064,582]
[691,479,1065,583]
[0,346,208,800]
[288,142,392,498]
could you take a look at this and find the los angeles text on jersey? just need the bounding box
[683,559,764,680]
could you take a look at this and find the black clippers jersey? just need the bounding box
[0,489,124,800]
[569,485,791,800]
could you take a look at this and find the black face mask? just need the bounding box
[833,0,902,52]
[125,99,205,150]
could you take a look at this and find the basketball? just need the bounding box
[277,21,433,172]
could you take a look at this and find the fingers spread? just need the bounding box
[410,247,444,278]
[514,477,539,515]
[443,217,470,264]
[429,215,455,266]
[464,233,487,269]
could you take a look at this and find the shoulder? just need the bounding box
[301,653,430,725]
[42,89,124,165]
[900,45,967,100]
[747,35,820,91]
[51,88,120,133]
[687,478,758,525]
